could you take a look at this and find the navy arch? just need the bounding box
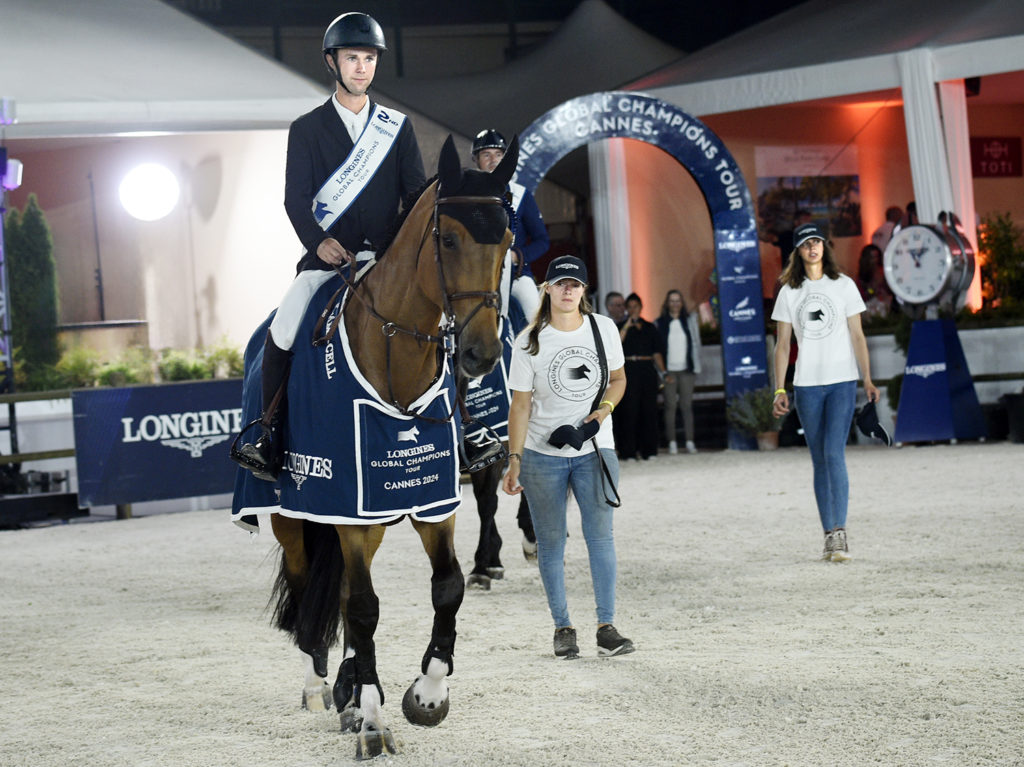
[515,91,768,448]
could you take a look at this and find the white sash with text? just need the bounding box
[311,105,407,232]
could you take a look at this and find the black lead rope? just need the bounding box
[587,314,622,508]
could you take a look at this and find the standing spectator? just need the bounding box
[656,289,702,454]
[502,255,634,659]
[856,244,894,317]
[616,293,665,461]
[604,291,626,326]
[870,205,903,252]
[771,223,880,563]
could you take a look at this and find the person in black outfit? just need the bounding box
[233,12,426,479]
[615,293,665,460]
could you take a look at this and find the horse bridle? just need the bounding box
[311,187,508,422]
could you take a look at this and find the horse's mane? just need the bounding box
[376,175,438,257]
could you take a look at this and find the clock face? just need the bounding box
[883,225,952,304]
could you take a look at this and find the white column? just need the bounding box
[588,139,632,304]
[898,49,955,224]
[937,79,982,308]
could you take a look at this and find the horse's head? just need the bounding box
[430,134,518,378]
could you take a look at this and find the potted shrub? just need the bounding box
[726,386,783,450]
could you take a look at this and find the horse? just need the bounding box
[232,135,518,759]
[460,311,539,592]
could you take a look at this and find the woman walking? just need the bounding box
[502,255,633,658]
[771,223,879,562]
[656,289,703,454]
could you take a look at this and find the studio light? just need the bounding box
[119,163,180,221]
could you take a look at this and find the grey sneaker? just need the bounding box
[553,627,579,659]
[821,530,836,561]
[596,624,635,657]
[830,528,851,562]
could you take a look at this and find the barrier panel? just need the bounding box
[72,379,242,507]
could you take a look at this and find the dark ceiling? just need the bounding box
[165,0,809,58]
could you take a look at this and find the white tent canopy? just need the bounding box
[630,0,1024,118]
[625,0,1024,307]
[0,0,328,137]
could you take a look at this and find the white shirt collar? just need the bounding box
[331,95,370,144]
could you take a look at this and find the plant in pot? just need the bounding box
[726,386,783,450]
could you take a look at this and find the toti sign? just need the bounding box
[514,91,768,448]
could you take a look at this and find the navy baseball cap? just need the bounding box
[793,222,827,249]
[855,401,892,446]
[545,255,588,285]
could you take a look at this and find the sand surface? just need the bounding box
[2,442,1022,766]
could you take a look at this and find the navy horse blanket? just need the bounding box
[231,272,461,533]
[462,316,513,444]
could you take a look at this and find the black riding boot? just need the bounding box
[232,333,292,481]
[456,376,506,474]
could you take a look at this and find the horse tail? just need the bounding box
[270,520,345,653]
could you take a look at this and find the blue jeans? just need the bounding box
[519,448,620,628]
[794,381,857,532]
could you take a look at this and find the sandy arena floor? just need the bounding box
[1,441,1022,766]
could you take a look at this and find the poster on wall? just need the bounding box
[755,145,861,239]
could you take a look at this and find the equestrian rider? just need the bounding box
[234,11,426,479]
[471,129,550,330]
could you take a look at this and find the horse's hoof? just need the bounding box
[355,726,398,759]
[466,573,491,590]
[338,702,363,733]
[302,679,332,712]
[485,566,504,580]
[522,537,538,561]
[402,681,450,727]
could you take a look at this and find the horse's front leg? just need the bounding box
[403,515,464,727]
[270,515,331,711]
[333,524,396,759]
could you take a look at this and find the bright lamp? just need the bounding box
[119,163,180,221]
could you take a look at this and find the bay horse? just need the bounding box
[232,135,517,759]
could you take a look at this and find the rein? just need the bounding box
[311,189,506,422]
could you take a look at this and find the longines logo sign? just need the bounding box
[121,408,243,458]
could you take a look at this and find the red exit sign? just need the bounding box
[970,137,1022,177]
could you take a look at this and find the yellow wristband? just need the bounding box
[774,388,786,397]
[600,399,615,413]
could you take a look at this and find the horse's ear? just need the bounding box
[438,135,461,194]
[492,135,519,187]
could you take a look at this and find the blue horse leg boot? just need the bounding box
[235,333,292,481]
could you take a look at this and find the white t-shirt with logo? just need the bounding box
[771,274,866,386]
[508,313,625,456]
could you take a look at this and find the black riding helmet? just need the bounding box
[322,12,386,88]
[471,129,507,157]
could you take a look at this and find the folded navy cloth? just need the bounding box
[547,419,600,450]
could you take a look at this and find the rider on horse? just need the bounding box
[233,12,426,479]
[471,128,550,330]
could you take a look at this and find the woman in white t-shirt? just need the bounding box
[502,255,633,659]
[771,223,879,563]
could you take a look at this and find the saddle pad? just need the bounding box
[232,274,460,530]
[463,317,513,442]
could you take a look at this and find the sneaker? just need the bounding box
[553,627,579,659]
[596,624,634,657]
[821,530,835,560]
[668,440,678,455]
[685,441,698,454]
[830,528,851,562]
